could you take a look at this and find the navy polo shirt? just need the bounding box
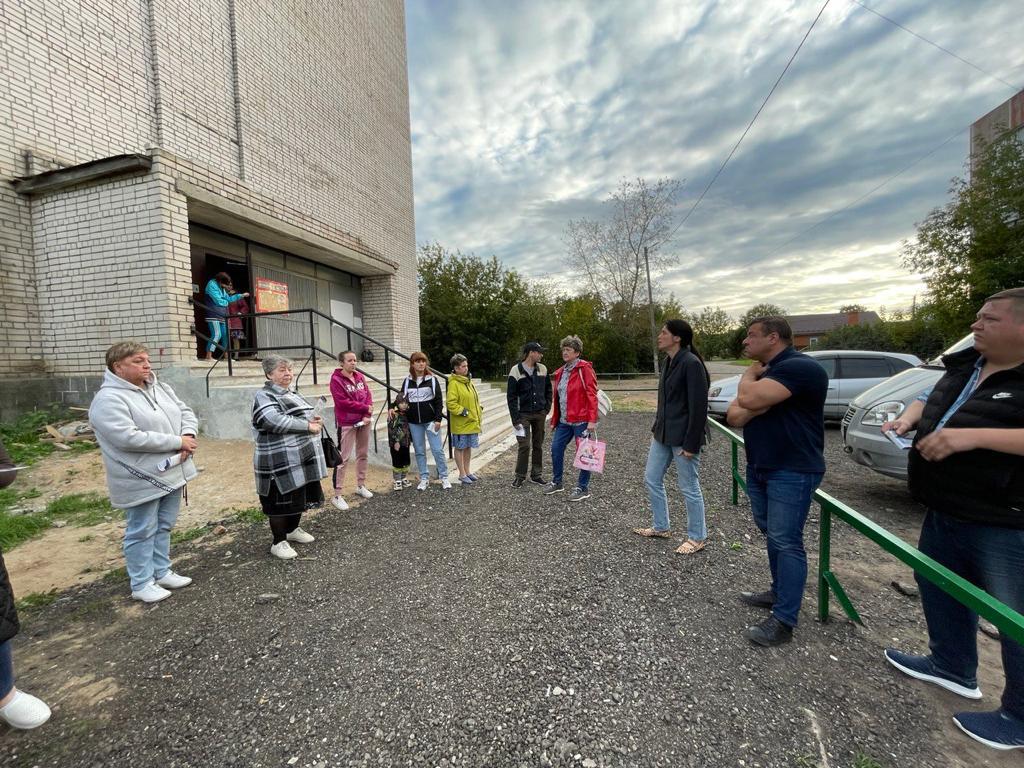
[743,346,828,473]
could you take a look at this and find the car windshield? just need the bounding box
[928,333,974,366]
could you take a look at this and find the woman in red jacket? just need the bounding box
[329,350,374,511]
[544,335,599,503]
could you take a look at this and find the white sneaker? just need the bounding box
[416,478,428,491]
[331,495,349,511]
[131,582,172,603]
[441,477,452,490]
[392,479,403,491]
[402,477,412,488]
[155,571,192,589]
[355,486,374,499]
[270,540,298,560]
[0,690,51,730]
[286,526,315,544]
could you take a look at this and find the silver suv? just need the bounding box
[841,334,975,479]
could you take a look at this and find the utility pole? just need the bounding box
[643,246,659,375]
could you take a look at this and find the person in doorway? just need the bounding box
[251,355,326,559]
[388,394,412,490]
[227,294,250,360]
[329,350,374,510]
[0,439,51,730]
[544,335,599,503]
[882,287,1024,751]
[447,353,483,484]
[203,272,248,360]
[633,319,711,555]
[402,352,451,491]
[726,316,828,647]
[507,341,552,488]
[89,341,199,603]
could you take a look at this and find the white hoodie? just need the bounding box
[88,370,199,508]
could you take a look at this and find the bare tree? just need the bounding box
[565,178,682,314]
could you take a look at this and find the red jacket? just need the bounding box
[330,369,373,427]
[550,360,598,427]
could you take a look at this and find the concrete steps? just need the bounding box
[160,361,518,472]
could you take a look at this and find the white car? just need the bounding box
[841,334,974,479]
[707,350,922,421]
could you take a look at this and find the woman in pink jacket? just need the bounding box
[329,350,374,510]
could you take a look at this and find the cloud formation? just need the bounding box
[406,0,1023,319]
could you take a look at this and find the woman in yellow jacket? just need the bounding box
[446,353,483,484]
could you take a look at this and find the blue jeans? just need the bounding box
[917,510,1024,720]
[123,489,182,592]
[408,422,449,480]
[550,422,590,490]
[745,467,822,627]
[645,439,706,540]
[0,640,13,698]
[206,319,227,353]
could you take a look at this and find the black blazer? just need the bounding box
[651,349,709,454]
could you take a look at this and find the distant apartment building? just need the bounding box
[0,0,418,417]
[970,87,1024,165]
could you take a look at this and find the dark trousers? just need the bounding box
[514,411,547,480]
[917,510,1024,719]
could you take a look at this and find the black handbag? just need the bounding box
[321,432,341,468]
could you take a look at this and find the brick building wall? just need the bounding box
[0,0,419,392]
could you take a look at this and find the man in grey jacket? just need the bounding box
[89,341,199,603]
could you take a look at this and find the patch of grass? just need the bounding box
[853,754,884,768]
[0,485,41,513]
[77,534,94,543]
[45,492,118,526]
[102,566,127,583]
[170,525,206,546]
[15,590,58,613]
[233,506,264,525]
[0,406,76,465]
[0,511,53,550]
[718,358,755,366]
[609,395,656,413]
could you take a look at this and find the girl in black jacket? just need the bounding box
[401,352,451,491]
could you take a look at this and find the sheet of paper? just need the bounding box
[883,430,913,450]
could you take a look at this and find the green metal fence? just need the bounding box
[709,418,1024,647]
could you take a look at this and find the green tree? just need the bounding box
[729,303,788,357]
[839,304,866,313]
[417,243,528,378]
[903,134,1024,340]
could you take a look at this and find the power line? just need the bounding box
[668,0,833,240]
[759,125,968,262]
[850,0,1022,93]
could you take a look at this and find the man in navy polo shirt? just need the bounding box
[727,316,828,646]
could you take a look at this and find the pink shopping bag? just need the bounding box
[573,437,606,473]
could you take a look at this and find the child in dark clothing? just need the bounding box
[388,394,412,490]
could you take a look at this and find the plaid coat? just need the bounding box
[252,383,327,496]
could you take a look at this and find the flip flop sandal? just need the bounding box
[674,539,707,555]
[633,527,672,539]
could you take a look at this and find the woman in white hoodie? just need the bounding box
[89,341,199,604]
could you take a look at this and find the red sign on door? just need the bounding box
[255,278,288,313]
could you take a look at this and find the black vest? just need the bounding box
[908,347,1024,528]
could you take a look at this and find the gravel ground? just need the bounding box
[2,413,1018,768]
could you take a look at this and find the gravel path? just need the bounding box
[2,413,1017,767]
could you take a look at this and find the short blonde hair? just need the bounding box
[105,341,148,372]
[559,335,583,353]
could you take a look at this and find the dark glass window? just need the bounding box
[840,357,891,379]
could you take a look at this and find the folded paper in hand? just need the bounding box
[883,430,913,450]
[158,453,185,472]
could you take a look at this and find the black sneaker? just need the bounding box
[884,649,982,699]
[744,615,793,647]
[953,709,1024,750]
[511,477,525,488]
[529,476,546,485]
[568,487,591,502]
[543,482,564,495]
[738,590,776,609]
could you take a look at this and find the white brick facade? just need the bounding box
[0,0,419,384]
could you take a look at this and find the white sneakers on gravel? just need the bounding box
[0,690,51,730]
[416,478,428,491]
[441,478,452,490]
[286,527,315,544]
[270,541,298,559]
[155,571,192,589]
[331,496,349,511]
[355,486,374,499]
[131,582,172,603]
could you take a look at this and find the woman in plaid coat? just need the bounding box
[252,355,328,559]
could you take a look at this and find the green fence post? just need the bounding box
[818,501,831,624]
[730,441,738,505]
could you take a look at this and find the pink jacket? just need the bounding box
[330,369,373,427]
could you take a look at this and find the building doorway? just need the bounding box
[191,248,252,360]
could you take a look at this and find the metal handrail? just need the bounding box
[710,417,1024,646]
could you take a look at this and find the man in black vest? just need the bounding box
[507,342,552,488]
[883,287,1024,751]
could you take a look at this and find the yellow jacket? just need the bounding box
[446,374,482,435]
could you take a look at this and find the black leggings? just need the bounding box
[268,513,301,544]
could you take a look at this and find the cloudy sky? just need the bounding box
[404,1,1023,319]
